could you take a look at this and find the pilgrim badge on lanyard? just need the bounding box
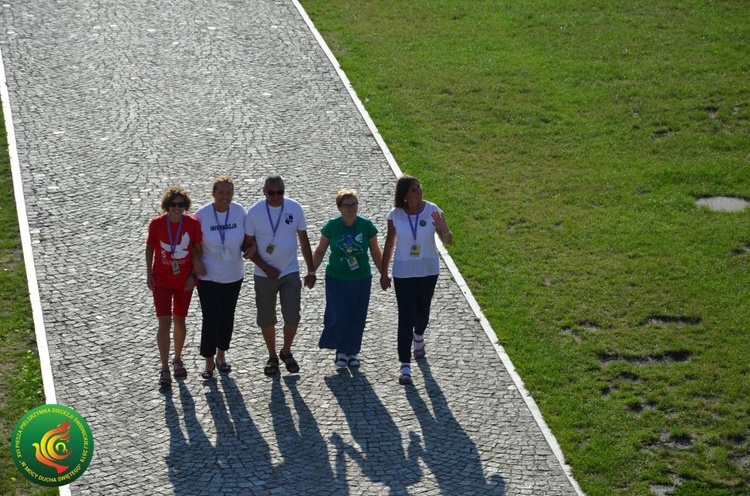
[266,242,276,255]
[167,215,184,275]
[347,256,360,271]
[407,207,421,258]
[221,247,232,261]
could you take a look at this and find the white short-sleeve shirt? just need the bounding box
[387,201,442,278]
[245,198,307,278]
[195,201,247,283]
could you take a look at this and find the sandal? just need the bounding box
[399,363,412,385]
[264,356,280,376]
[172,359,187,379]
[201,362,216,380]
[335,353,348,368]
[279,349,300,374]
[347,355,361,368]
[216,359,232,374]
[413,336,426,360]
[159,367,172,386]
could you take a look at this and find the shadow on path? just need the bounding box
[407,360,506,495]
[326,371,422,495]
[164,383,215,493]
[270,375,337,490]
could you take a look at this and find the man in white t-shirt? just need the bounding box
[243,175,316,376]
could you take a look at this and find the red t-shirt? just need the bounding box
[147,214,202,290]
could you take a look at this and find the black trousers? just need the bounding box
[394,274,438,363]
[197,279,243,358]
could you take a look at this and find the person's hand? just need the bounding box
[264,265,281,280]
[243,243,258,260]
[146,273,154,291]
[304,273,316,289]
[184,274,198,292]
[380,273,392,290]
[193,261,206,277]
[431,211,449,234]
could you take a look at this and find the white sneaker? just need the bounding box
[335,353,347,368]
[346,355,360,368]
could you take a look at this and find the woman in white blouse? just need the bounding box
[195,176,256,379]
[380,175,452,385]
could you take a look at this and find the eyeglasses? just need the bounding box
[266,189,285,196]
[340,202,359,209]
[169,202,186,208]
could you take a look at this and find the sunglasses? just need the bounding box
[341,202,359,209]
[169,202,186,208]
[266,189,285,196]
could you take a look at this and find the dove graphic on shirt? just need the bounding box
[160,232,191,259]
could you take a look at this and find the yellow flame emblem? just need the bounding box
[32,420,71,474]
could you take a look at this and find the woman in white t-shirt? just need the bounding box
[380,176,452,385]
[195,176,256,379]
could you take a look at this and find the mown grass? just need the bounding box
[0,106,55,495]
[299,0,749,494]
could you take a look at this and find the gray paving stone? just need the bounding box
[2,0,581,494]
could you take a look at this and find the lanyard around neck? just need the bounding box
[406,205,421,241]
[212,203,230,245]
[341,216,357,246]
[166,215,184,255]
[265,199,284,239]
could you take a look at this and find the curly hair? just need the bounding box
[160,186,192,212]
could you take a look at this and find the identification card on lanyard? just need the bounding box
[343,219,360,270]
[407,207,421,257]
[347,257,360,270]
[213,204,233,261]
[167,216,185,275]
[265,200,284,255]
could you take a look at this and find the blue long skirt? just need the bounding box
[318,276,372,355]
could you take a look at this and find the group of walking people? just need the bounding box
[145,174,452,388]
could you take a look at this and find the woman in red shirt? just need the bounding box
[146,186,205,386]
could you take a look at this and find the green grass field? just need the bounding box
[299,1,749,494]
[0,109,54,494]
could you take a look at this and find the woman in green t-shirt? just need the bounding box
[312,189,384,368]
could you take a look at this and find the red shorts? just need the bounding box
[152,286,194,318]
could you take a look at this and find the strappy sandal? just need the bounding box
[159,367,172,386]
[413,336,426,360]
[216,359,232,374]
[347,355,361,368]
[279,350,300,374]
[399,363,412,385]
[335,353,348,368]
[172,359,187,379]
[264,356,280,376]
[201,362,216,380]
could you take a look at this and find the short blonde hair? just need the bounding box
[336,189,358,208]
[212,175,234,192]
